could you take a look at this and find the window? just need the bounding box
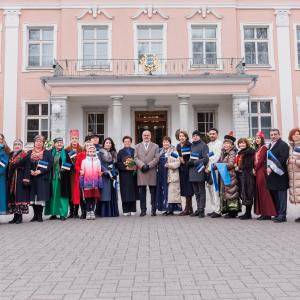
[27,27,54,68]
[87,113,105,144]
[250,100,272,137]
[197,112,215,137]
[191,25,217,65]
[82,25,109,68]
[26,103,49,143]
[243,26,270,65]
[297,26,300,66]
[137,25,164,63]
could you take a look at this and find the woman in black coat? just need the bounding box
[117,136,138,215]
[28,135,53,222]
[176,130,194,215]
[236,138,256,220]
[7,139,31,224]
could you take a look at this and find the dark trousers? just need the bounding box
[139,186,156,213]
[86,198,96,212]
[80,194,86,216]
[270,190,287,219]
[192,182,206,212]
[122,201,136,213]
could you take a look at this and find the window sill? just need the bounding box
[23,67,54,73]
[245,64,275,70]
[189,64,222,70]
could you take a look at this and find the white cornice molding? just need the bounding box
[131,5,169,20]
[3,9,21,27]
[77,5,113,20]
[186,6,223,20]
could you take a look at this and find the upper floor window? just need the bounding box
[28,27,54,68]
[297,26,300,67]
[82,25,109,68]
[26,103,49,143]
[243,26,269,65]
[250,100,272,138]
[191,25,217,65]
[137,25,164,61]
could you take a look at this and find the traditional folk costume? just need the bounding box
[28,135,53,222]
[0,144,9,215]
[96,148,119,217]
[217,133,240,218]
[7,139,31,224]
[116,147,138,215]
[254,132,276,219]
[236,145,256,219]
[45,138,72,221]
[156,147,182,214]
[176,140,194,215]
[65,129,83,218]
[80,146,102,220]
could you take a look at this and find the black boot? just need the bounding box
[74,205,79,218]
[37,205,43,222]
[30,205,38,222]
[8,214,18,224]
[16,214,23,224]
[239,205,252,220]
[68,202,74,218]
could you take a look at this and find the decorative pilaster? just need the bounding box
[275,9,294,139]
[232,94,250,139]
[177,95,190,132]
[111,96,123,149]
[3,9,21,146]
[50,96,68,143]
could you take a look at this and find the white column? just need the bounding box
[275,9,294,140]
[232,94,250,139]
[50,96,68,143]
[3,10,21,146]
[178,94,190,132]
[111,95,123,150]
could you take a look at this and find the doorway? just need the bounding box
[135,111,167,146]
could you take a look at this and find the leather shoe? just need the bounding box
[256,216,271,220]
[210,212,221,218]
[206,212,214,217]
[140,212,146,217]
[295,217,300,223]
[198,211,205,218]
[273,218,287,223]
[151,211,156,216]
[166,211,174,216]
[60,216,66,221]
[190,210,199,217]
[49,215,57,220]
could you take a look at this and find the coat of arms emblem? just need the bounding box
[139,53,160,75]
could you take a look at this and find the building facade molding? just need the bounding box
[185,6,223,20]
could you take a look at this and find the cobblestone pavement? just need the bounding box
[1,198,300,300]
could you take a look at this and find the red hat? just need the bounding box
[256,131,265,138]
[70,129,79,138]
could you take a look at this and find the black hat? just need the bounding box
[53,137,63,143]
[192,130,201,137]
[223,130,236,144]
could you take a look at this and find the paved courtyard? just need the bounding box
[1,198,300,300]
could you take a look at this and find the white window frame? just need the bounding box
[77,22,112,71]
[133,22,167,74]
[24,101,49,146]
[240,23,275,70]
[249,97,276,140]
[293,23,300,70]
[193,105,218,135]
[22,24,57,72]
[188,22,222,70]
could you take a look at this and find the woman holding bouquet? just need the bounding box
[117,136,138,215]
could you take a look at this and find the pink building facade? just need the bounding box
[1,0,300,148]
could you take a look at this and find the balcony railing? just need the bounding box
[52,58,246,78]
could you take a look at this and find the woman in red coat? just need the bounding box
[254,131,276,220]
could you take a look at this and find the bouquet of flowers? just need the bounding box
[123,156,137,174]
[44,140,54,150]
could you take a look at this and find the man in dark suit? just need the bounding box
[266,129,289,222]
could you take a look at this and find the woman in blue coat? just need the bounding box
[0,134,10,215]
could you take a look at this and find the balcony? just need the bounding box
[51,57,247,78]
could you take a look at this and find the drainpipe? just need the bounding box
[41,78,52,140]
[247,76,258,137]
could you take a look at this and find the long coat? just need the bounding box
[236,147,256,206]
[166,150,181,203]
[28,149,53,202]
[266,138,289,191]
[0,148,9,214]
[288,141,300,204]
[254,145,276,216]
[134,142,160,186]
[117,147,139,203]
[188,140,209,182]
[73,151,86,205]
[7,151,31,206]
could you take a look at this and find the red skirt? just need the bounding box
[83,188,100,200]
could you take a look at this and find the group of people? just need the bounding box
[0,125,299,224]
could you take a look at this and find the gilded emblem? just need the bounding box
[140,53,160,75]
